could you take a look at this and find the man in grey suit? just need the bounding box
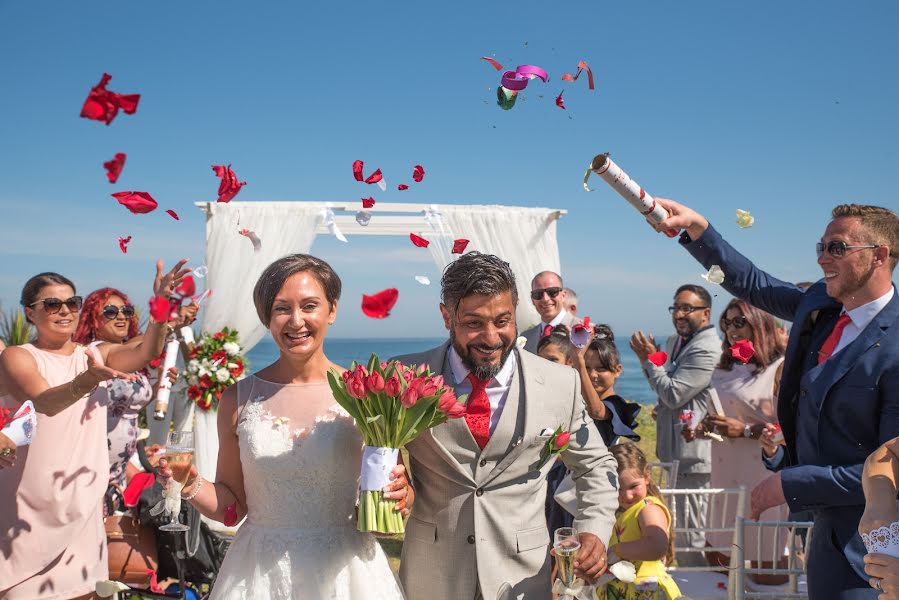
[395,253,619,600]
[629,284,721,565]
[520,271,578,354]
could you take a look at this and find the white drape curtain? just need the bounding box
[425,205,562,331]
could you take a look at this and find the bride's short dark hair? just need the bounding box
[253,254,342,325]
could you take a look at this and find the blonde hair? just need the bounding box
[611,442,676,565]
[831,204,899,270]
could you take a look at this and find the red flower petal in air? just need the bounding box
[362,288,399,319]
[410,233,430,248]
[647,351,668,367]
[148,296,172,322]
[398,184,409,191]
[412,165,425,183]
[104,153,126,183]
[176,275,196,298]
[80,73,141,125]
[223,502,239,527]
[555,91,566,110]
[118,235,131,254]
[362,197,375,208]
[211,164,247,203]
[730,339,755,363]
[165,209,179,220]
[364,169,383,185]
[112,191,158,214]
[452,238,469,254]
[561,61,595,90]
[352,160,364,182]
[480,56,503,71]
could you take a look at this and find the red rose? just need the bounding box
[730,339,755,364]
[200,375,213,389]
[347,375,366,399]
[197,395,212,410]
[214,332,226,340]
[211,350,228,364]
[384,376,402,397]
[229,360,244,378]
[365,372,385,394]
[189,347,200,359]
[401,387,419,408]
[647,351,668,367]
[187,385,201,400]
[215,389,223,399]
[553,431,571,450]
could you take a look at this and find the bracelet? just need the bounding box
[182,474,204,501]
[69,374,98,398]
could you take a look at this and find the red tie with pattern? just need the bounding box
[818,313,852,364]
[542,324,553,338]
[465,373,491,449]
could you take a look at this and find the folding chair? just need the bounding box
[662,487,747,600]
[733,517,813,600]
[648,460,680,489]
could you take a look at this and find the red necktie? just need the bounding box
[542,324,553,338]
[465,373,491,449]
[818,313,852,364]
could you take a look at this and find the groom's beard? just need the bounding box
[449,328,514,381]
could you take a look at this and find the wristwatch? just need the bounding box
[743,424,753,438]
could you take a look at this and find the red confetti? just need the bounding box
[647,351,668,367]
[80,73,141,125]
[365,169,383,185]
[104,153,126,183]
[572,316,592,333]
[561,60,595,90]
[165,209,179,220]
[398,184,409,191]
[148,296,173,322]
[412,164,425,183]
[0,407,11,431]
[112,191,158,214]
[353,160,364,182]
[480,56,504,71]
[118,235,131,254]
[176,275,196,297]
[212,164,246,203]
[362,288,399,319]
[555,91,566,110]
[452,238,469,253]
[730,339,755,363]
[410,233,430,248]
[362,197,376,208]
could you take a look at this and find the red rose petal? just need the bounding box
[80,73,141,125]
[364,168,383,185]
[176,275,196,297]
[410,233,430,248]
[165,209,179,220]
[362,288,399,319]
[238,228,262,252]
[118,235,131,254]
[362,196,376,208]
[412,164,425,183]
[647,351,668,367]
[555,91,566,110]
[561,60,595,90]
[452,238,469,254]
[148,296,172,322]
[480,56,503,71]
[729,339,755,363]
[212,164,246,203]
[398,184,409,191]
[352,160,364,182]
[104,152,126,183]
[112,191,158,214]
[223,502,239,527]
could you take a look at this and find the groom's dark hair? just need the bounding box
[441,252,518,312]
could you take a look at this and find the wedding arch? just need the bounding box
[190,200,566,527]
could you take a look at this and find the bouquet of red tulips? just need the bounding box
[328,354,466,535]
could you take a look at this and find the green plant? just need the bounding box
[0,304,35,346]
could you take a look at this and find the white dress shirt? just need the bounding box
[448,346,517,434]
[833,287,895,357]
[541,308,570,331]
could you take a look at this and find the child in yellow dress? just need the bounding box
[597,443,682,600]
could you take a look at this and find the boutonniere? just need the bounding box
[535,426,571,469]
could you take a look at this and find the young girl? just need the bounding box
[580,336,641,447]
[597,442,681,600]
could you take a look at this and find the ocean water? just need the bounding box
[245,337,656,406]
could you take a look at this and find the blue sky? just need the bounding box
[1,1,897,341]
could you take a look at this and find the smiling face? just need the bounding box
[670,290,710,337]
[267,271,336,360]
[584,348,622,397]
[96,294,131,343]
[617,468,650,510]
[441,291,516,381]
[25,283,80,341]
[818,217,885,308]
[531,272,567,323]
[721,306,753,347]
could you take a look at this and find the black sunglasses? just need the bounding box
[668,304,708,315]
[530,287,563,301]
[28,296,83,314]
[102,304,136,320]
[722,315,748,329]
[816,240,879,259]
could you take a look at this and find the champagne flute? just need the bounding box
[159,430,194,532]
[554,526,581,586]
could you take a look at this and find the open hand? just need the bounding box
[153,259,191,298]
[382,464,413,517]
[629,331,658,363]
[86,346,139,384]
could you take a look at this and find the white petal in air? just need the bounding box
[414,275,430,285]
[193,265,209,278]
[735,209,755,229]
[355,210,372,226]
[701,265,725,285]
[376,179,387,192]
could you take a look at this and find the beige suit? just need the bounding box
[520,310,578,354]
[393,343,618,600]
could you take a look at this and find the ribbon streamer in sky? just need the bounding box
[497,64,548,110]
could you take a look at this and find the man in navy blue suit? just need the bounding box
[645,200,899,599]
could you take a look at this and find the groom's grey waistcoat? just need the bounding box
[393,344,618,600]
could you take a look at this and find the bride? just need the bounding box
[158,254,409,599]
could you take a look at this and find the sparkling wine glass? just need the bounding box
[554,526,581,586]
[159,431,194,532]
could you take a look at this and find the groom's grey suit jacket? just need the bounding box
[393,343,619,600]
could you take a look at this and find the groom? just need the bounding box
[394,252,619,600]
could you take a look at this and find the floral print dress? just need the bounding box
[106,373,154,489]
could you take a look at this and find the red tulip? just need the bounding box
[412,377,438,397]
[341,370,352,382]
[347,375,366,399]
[444,400,466,419]
[365,372,385,394]
[401,387,419,408]
[438,389,459,412]
[401,369,414,383]
[384,376,402,397]
[553,431,571,450]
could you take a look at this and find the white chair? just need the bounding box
[733,516,813,600]
[648,460,680,489]
[662,486,747,600]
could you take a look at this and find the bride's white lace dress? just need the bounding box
[209,376,405,599]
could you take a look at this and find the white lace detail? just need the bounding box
[861,520,899,558]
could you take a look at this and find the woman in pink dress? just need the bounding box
[0,261,190,600]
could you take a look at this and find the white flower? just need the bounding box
[215,368,231,383]
[223,342,240,356]
[516,336,527,349]
[198,367,209,378]
[701,265,725,285]
[735,209,754,228]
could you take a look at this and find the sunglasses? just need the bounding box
[102,304,136,320]
[28,296,83,314]
[530,287,563,301]
[816,240,880,259]
[668,304,708,315]
[722,315,748,329]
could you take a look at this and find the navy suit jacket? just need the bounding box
[681,225,899,514]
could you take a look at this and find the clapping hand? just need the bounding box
[629,331,658,363]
